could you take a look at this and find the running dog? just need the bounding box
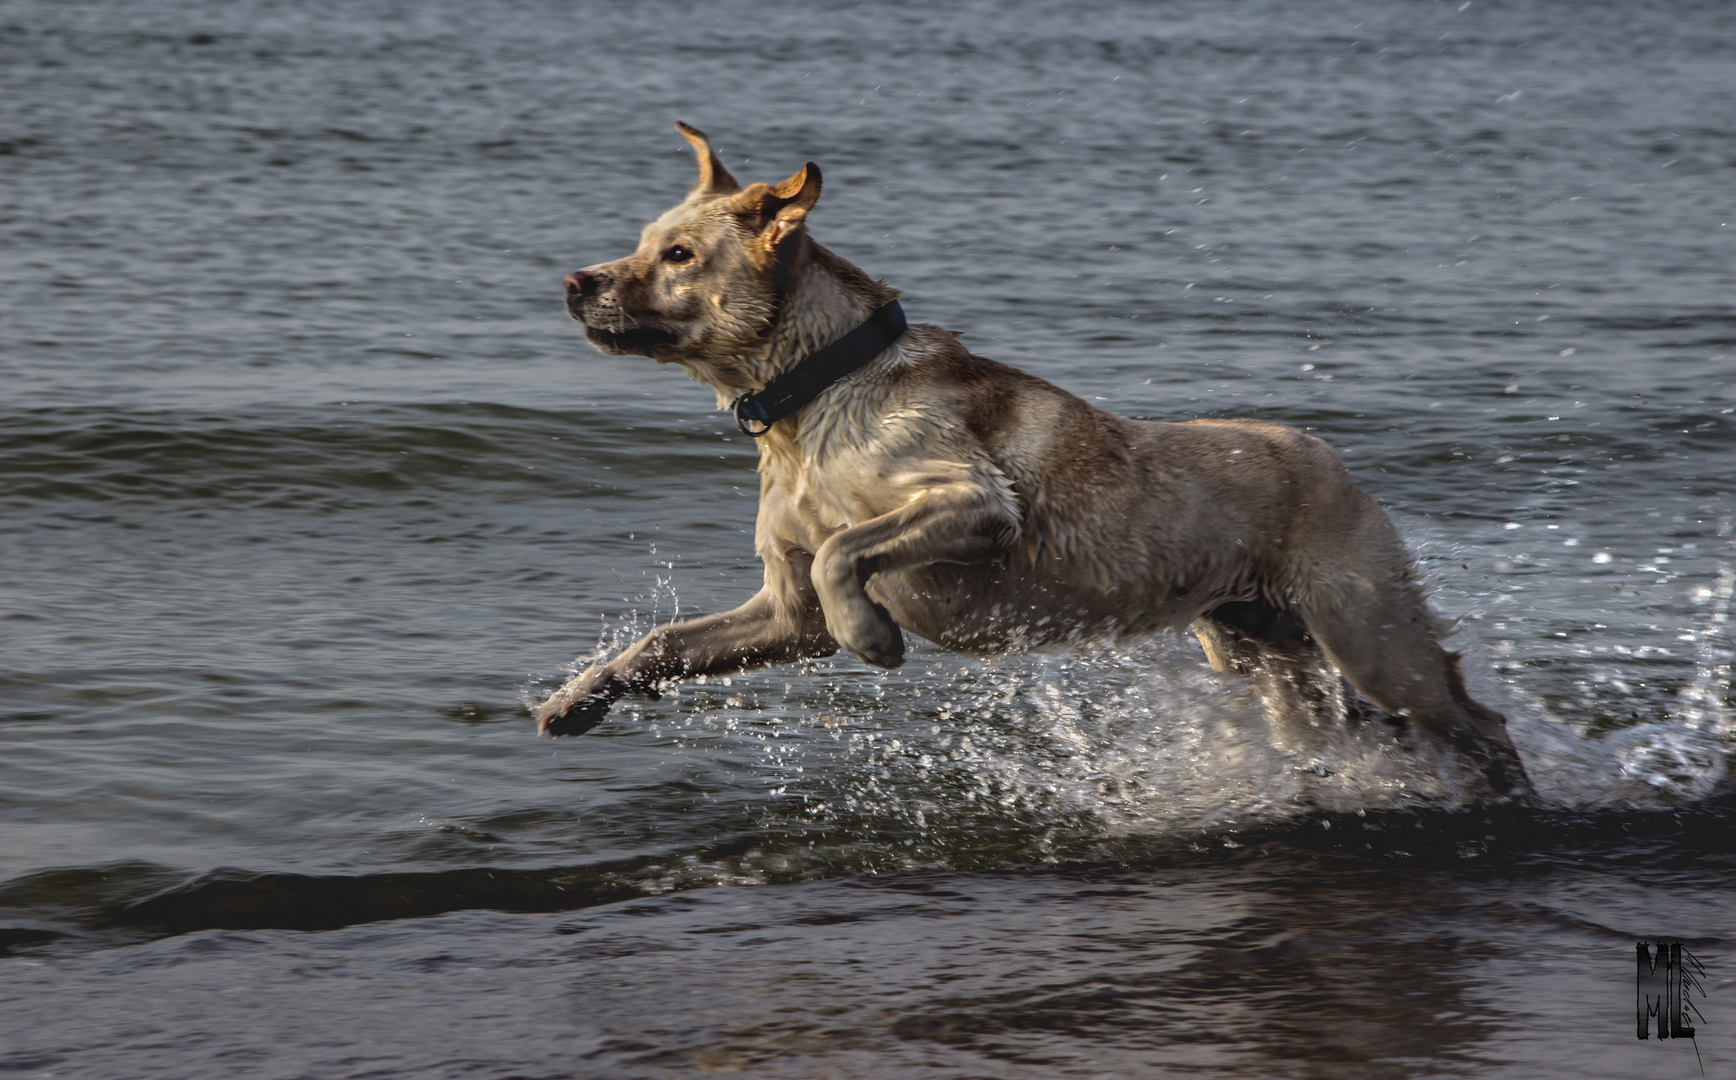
[536,123,1531,802]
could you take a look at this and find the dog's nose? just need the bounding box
[565,269,599,301]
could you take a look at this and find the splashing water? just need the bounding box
[552,532,1735,863]
[1565,536,1734,806]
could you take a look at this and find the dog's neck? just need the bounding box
[763,241,897,367]
[692,239,900,410]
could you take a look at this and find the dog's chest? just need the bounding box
[755,423,981,549]
[757,447,896,541]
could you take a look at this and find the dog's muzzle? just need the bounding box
[564,268,681,355]
[564,268,603,321]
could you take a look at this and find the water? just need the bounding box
[3,0,1734,1075]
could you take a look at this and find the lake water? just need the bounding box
[3,0,1734,1076]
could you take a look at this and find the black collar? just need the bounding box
[732,300,907,437]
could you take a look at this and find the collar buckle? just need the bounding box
[733,394,774,438]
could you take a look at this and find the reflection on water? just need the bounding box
[6,803,1730,1078]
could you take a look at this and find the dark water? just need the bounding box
[4,0,1735,1076]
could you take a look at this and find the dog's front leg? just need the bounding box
[814,488,1015,668]
[535,556,835,737]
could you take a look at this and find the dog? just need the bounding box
[536,122,1532,802]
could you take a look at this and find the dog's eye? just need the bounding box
[663,244,695,264]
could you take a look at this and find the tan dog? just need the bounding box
[537,123,1531,802]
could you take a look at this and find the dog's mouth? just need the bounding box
[583,323,681,357]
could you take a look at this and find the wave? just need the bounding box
[4,785,1731,956]
[0,402,751,509]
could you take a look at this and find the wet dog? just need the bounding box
[537,123,1531,802]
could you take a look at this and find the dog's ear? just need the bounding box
[675,121,739,196]
[729,163,822,249]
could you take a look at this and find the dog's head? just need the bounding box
[564,123,822,380]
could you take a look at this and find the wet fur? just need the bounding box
[538,124,1532,802]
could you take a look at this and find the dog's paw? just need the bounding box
[831,602,906,670]
[535,667,621,737]
[849,637,906,670]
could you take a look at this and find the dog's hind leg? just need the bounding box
[1195,599,1373,763]
[1291,496,1534,801]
